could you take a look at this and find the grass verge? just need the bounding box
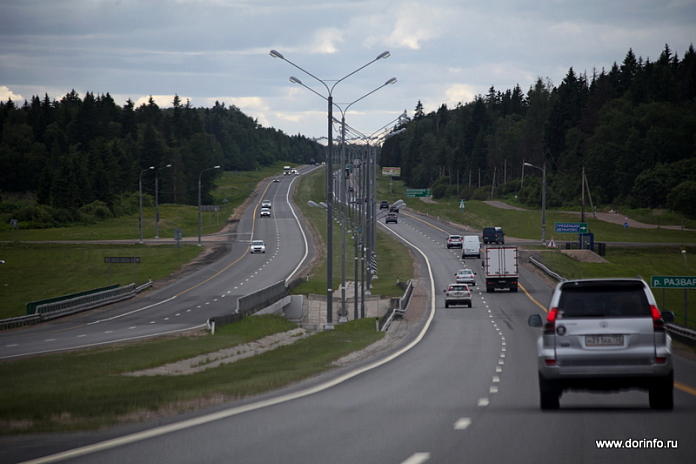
[292,167,414,297]
[0,315,382,434]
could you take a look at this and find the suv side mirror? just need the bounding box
[661,311,675,324]
[528,314,543,327]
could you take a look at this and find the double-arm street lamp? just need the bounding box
[523,162,546,244]
[198,165,221,246]
[332,79,397,322]
[270,49,392,330]
[155,164,172,239]
[139,166,155,243]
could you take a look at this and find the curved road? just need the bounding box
[0,168,316,360]
[6,203,696,463]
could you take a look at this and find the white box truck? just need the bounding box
[461,235,481,259]
[484,246,518,293]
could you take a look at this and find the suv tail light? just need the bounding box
[650,305,665,332]
[544,307,558,335]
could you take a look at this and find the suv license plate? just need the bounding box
[586,334,624,346]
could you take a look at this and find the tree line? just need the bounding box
[381,44,696,218]
[0,93,323,229]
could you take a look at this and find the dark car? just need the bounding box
[482,227,505,244]
[389,206,399,213]
[380,200,389,209]
[385,212,398,224]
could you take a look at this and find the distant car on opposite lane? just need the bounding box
[380,200,389,209]
[261,200,272,209]
[250,240,266,253]
[260,208,270,217]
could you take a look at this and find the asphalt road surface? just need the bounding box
[0,169,315,360]
[5,203,695,464]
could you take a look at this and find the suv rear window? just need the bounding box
[557,281,651,318]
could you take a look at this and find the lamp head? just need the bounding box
[289,76,302,85]
[269,49,284,59]
[376,51,391,60]
[385,77,397,85]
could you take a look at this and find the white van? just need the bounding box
[461,235,481,259]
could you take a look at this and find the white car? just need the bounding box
[455,269,476,285]
[443,283,472,308]
[446,235,463,249]
[250,240,266,253]
[261,200,272,209]
[260,208,270,217]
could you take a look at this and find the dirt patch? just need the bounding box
[559,249,609,263]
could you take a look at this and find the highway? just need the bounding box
[7,202,695,463]
[0,169,314,360]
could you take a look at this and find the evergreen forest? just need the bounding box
[0,93,323,229]
[381,44,696,218]
[2,44,696,230]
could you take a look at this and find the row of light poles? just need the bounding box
[270,49,395,330]
[137,164,220,245]
[523,161,546,244]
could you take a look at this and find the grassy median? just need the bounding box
[0,315,382,434]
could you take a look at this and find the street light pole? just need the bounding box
[270,49,391,329]
[198,165,220,246]
[523,162,546,244]
[155,164,171,239]
[139,166,154,243]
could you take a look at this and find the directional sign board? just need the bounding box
[554,222,588,234]
[651,275,696,289]
[406,188,431,197]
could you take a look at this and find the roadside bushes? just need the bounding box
[0,195,150,230]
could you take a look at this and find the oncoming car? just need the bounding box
[250,240,266,253]
[443,283,472,308]
[260,208,270,217]
[528,278,675,410]
[261,200,272,209]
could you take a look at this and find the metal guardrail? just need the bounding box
[380,279,414,332]
[528,256,695,341]
[0,281,152,331]
[528,256,566,283]
[208,281,289,330]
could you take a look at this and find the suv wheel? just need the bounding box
[649,372,674,410]
[539,375,560,410]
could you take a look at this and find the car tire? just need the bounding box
[468,302,472,308]
[445,302,449,308]
[649,372,674,410]
[539,375,560,410]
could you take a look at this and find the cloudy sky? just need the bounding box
[1,0,694,140]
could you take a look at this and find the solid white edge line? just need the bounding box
[1,325,207,361]
[20,189,437,464]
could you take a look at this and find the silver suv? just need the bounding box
[528,278,674,410]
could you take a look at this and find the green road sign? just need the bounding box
[406,189,431,197]
[651,276,696,289]
[554,222,588,234]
